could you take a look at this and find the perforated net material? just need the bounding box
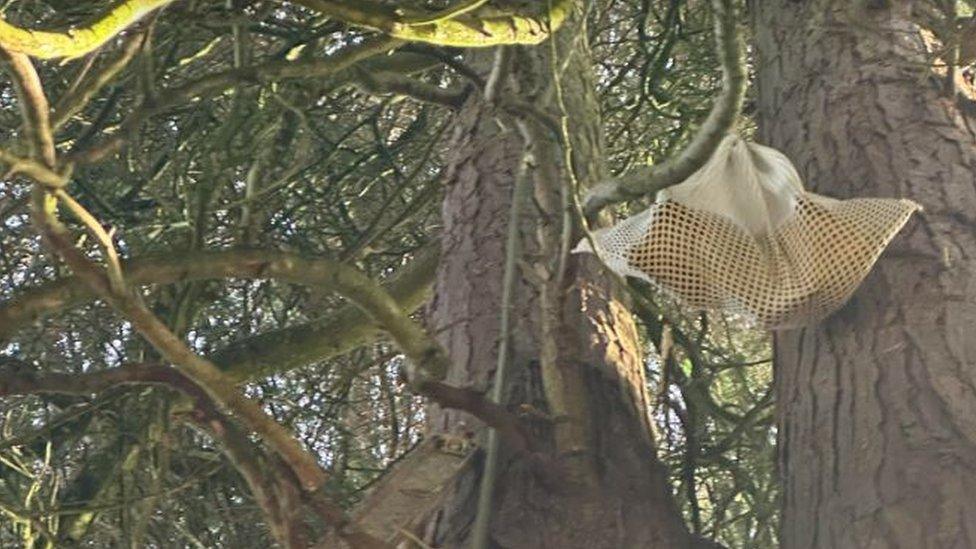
[578,135,920,329]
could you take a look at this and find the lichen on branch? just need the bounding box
[0,0,573,61]
[0,0,173,59]
[293,0,574,47]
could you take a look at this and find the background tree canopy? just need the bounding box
[0,1,973,548]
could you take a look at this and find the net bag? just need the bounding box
[577,135,920,329]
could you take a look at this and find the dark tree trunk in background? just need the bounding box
[420,9,703,549]
[754,1,976,547]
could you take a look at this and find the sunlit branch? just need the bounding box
[0,0,570,61]
[402,0,491,27]
[582,0,746,215]
[0,48,56,165]
[0,0,172,59]
[54,189,126,292]
[292,0,574,47]
[212,245,440,381]
[0,244,532,448]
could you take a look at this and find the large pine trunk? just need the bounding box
[418,9,703,549]
[754,1,976,547]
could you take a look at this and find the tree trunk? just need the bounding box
[754,2,976,547]
[420,9,702,549]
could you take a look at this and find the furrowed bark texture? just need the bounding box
[754,2,976,547]
[418,8,700,549]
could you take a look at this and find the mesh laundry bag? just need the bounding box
[577,135,920,329]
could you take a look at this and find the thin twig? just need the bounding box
[582,0,746,215]
[54,189,126,292]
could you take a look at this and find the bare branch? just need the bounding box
[350,66,470,109]
[416,381,533,453]
[0,361,186,397]
[3,43,331,496]
[0,48,56,165]
[70,36,402,164]
[0,360,392,548]
[402,0,492,27]
[212,245,440,381]
[582,0,746,215]
[51,31,146,130]
[0,148,67,188]
[0,0,572,61]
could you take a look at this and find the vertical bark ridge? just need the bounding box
[420,7,699,547]
[755,1,976,547]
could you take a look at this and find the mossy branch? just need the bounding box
[0,0,173,59]
[293,0,574,47]
[0,246,437,375]
[0,0,572,60]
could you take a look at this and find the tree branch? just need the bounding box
[350,66,470,109]
[416,381,533,453]
[5,43,332,498]
[582,0,746,215]
[0,361,184,397]
[292,0,574,48]
[0,245,534,447]
[212,244,440,381]
[0,360,392,548]
[0,147,67,188]
[0,0,171,59]
[0,48,56,165]
[2,248,533,452]
[70,35,402,164]
[0,0,572,61]
[0,245,436,364]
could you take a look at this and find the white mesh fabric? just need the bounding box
[579,135,920,329]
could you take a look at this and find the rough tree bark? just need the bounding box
[754,1,976,547]
[417,8,706,549]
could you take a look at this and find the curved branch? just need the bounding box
[0,244,448,387]
[582,0,746,215]
[0,0,173,59]
[0,147,67,188]
[212,245,439,382]
[52,30,145,130]
[253,254,453,381]
[0,361,191,397]
[0,245,535,448]
[350,66,470,109]
[0,0,570,61]
[0,246,437,365]
[402,0,491,26]
[292,0,574,48]
[0,360,393,548]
